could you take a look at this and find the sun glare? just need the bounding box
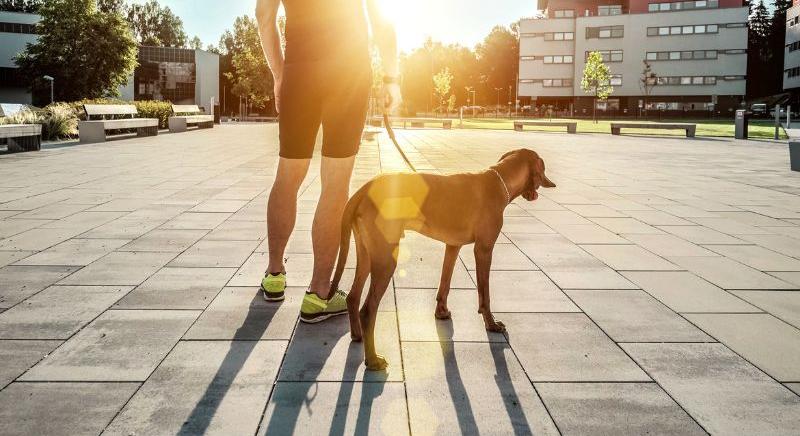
[376,0,444,51]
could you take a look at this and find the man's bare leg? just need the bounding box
[308,155,356,299]
[267,157,312,275]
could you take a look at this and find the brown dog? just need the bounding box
[330,149,556,370]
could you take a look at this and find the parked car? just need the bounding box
[750,103,767,116]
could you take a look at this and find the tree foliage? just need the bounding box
[0,0,43,12]
[189,35,203,50]
[15,0,138,104]
[220,16,274,112]
[432,67,453,113]
[475,24,519,104]
[125,0,187,47]
[640,60,657,113]
[581,51,613,122]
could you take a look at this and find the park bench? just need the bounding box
[0,124,41,152]
[610,122,696,138]
[169,105,214,133]
[514,120,577,134]
[79,104,159,144]
[0,103,27,118]
[372,117,453,129]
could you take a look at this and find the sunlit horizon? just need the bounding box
[130,0,536,53]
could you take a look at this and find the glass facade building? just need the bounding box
[134,46,197,104]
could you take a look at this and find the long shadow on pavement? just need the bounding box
[177,291,279,436]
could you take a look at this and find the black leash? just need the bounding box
[382,113,417,173]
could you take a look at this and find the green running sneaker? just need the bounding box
[300,290,349,323]
[261,273,286,302]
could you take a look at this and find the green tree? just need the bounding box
[400,39,478,114]
[189,35,203,50]
[747,0,773,98]
[96,0,125,15]
[15,0,138,104]
[581,51,613,123]
[0,0,43,12]
[475,24,519,107]
[432,67,453,115]
[126,0,187,47]
[221,16,274,113]
[640,60,657,116]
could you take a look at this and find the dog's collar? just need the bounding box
[490,168,511,204]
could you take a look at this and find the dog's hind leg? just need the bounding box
[348,218,370,342]
[474,239,506,333]
[435,244,461,319]
[361,244,396,371]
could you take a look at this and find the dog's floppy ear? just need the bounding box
[542,174,556,188]
[537,157,556,188]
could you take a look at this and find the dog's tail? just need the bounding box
[330,183,370,293]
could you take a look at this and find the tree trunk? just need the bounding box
[593,95,597,123]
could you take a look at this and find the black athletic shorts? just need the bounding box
[279,61,372,159]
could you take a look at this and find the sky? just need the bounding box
[131,0,538,52]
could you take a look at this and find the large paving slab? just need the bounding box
[21,309,198,381]
[621,271,760,313]
[731,290,800,328]
[0,340,61,389]
[0,265,78,309]
[469,270,580,312]
[0,382,139,436]
[684,313,800,381]
[0,285,131,339]
[503,313,650,382]
[14,238,130,266]
[58,251,177,286]
[104,340,285,436]
[567,290,713,342]
[535,382,705,436]
[114,267,235,309]
[403,342,559,435]
[623,343,800,435]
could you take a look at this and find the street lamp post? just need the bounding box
[494,87,502,118]
[43,75,54,104]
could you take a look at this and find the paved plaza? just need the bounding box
[1,124,800,435]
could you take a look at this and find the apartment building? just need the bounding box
[785,1,800,94]
[518,0,749,116]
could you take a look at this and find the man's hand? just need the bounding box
[383,83,402,114]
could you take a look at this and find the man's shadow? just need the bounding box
[177,290,281,436]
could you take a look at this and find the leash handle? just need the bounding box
[382,112,417,173]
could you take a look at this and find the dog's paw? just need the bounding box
[365,354,389,371]
[435,306,452,320]
[486,320,507,333]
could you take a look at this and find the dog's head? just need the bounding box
[499,149,556,201]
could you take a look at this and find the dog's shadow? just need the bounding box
[436,320,535,436]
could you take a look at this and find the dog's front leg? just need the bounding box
[435,244,460,319]
[474,242,506,333]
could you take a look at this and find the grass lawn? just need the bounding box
[447,117,788,140]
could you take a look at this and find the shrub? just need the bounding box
[40,103,79,140]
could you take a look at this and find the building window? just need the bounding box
[609,75,623,86]
[542,79,573,87]
[0,22,37,34]
[0,67,26,87]
[553,9,575,18]
[587,50,623,63]
[789,41,800,52]
[544,32,574,41]
[647,24,718,36]
[586,25,624,39]
[656,75,721,85]
[543,55,573,64]
[598,5,623,16]
[647,0,719,12]
[521,56,535,61]
[787,67,800,78]
[646,50,720,60]
[789,16,800,27]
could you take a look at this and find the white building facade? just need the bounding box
[0,11,219,109]
[519,0,749,116]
